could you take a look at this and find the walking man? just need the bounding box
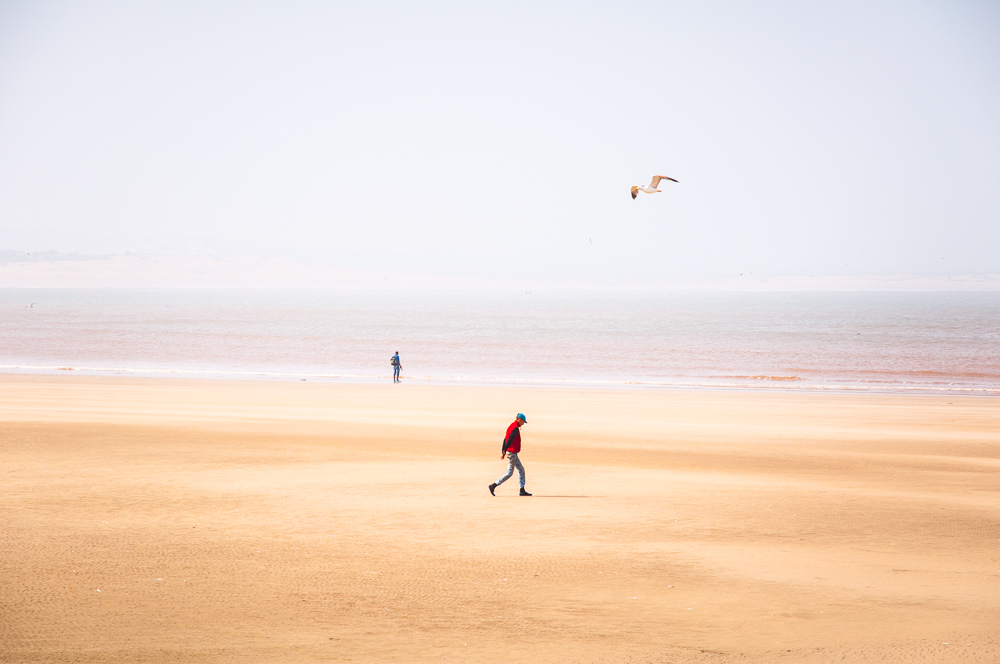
[391,351,401,383]
[489,413,531,496]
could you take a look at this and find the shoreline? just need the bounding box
[2,365,998,397]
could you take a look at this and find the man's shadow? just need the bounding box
[495,495,594,498]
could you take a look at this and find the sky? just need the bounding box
[1,1,999,288]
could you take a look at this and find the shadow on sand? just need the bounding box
[492,495,594,498]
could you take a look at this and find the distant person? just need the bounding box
[489,414,531,496]
[391,351,401,383]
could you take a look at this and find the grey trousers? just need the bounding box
[496,452,525,488]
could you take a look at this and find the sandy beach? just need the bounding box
[1,374,998,663]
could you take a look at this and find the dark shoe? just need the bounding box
[488,483,497,496]
[519,488,532,496]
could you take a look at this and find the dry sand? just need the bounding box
[1,375,998,663]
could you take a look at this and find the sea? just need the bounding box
[1,289,998,396]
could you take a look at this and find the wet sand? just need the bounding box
[1,375,998,663]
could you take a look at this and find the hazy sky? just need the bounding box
[1,1,998,286]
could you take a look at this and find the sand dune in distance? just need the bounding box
[1,375,998,663]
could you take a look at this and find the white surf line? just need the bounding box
[0,364,382,380]
[1,365,997,394]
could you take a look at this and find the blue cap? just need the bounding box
[517,413,526,422]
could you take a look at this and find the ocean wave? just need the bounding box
[727,375,802,381]
[783,367,1000,380]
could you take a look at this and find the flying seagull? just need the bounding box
[631,175,678,199]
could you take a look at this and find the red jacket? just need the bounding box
[501,420,521,456]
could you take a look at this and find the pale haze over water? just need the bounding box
[1,2,999,288]
[3,290,998,395]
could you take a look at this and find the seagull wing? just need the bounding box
[650,175,678,188]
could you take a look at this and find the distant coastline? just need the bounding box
[1,253,999,291]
